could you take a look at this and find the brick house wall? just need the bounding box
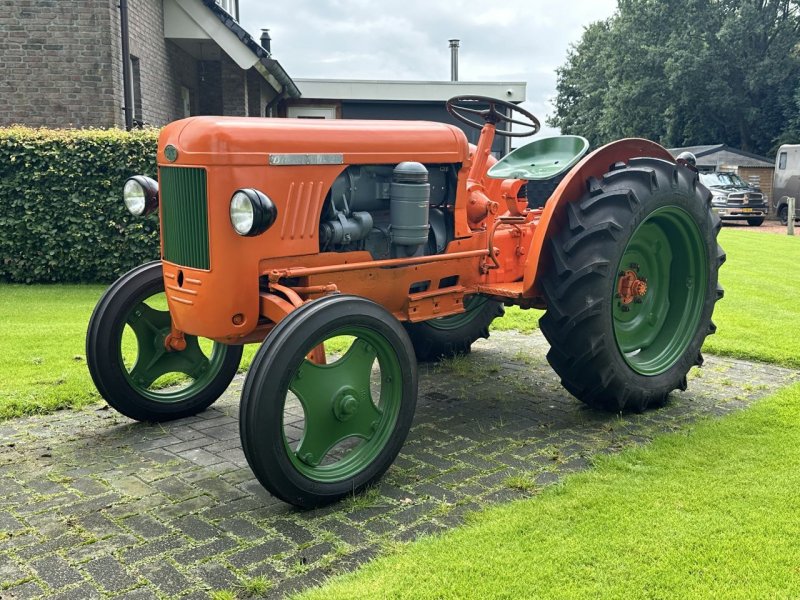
[1,0,283,129]
[0,0,118,127]
[220,53,247,116]
[109,0,202,127]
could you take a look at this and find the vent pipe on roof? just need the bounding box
[260,29,272,54]
[449,39,459,81]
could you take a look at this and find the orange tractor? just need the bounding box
[87,97,724,507]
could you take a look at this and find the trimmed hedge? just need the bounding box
[0,127,160,283]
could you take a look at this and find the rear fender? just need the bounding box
[521,138,674,298]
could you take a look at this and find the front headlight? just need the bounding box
[123,176,159,216]
[230,189,277,236]
[711,194,727,205]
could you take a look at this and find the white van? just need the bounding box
[774,144,800,224]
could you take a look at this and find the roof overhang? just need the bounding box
[164,0,300,97]
[292,79,526,103]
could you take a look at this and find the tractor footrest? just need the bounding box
[474,281,524,299]
[406,286,466,323]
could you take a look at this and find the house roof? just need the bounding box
[668,144,774,168]
[293,78,526,103]
[165,0,300,98]
[200,0,300,98]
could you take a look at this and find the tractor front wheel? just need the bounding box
[403,296,504,361]
[239,295,417,508]
[86,261,243,422]
[538,158,725,412]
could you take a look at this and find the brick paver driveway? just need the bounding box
[1,331,796,599]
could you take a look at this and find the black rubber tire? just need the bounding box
[747,217,764,226]
[778,205,789,226]
[86,261,243,422]
[403,297,504,362]
[538,158,725,412]
[239,295,418,508]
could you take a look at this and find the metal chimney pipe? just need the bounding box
[260,28,272,54]
[449,39,459,81]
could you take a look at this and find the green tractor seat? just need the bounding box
[487,135,590,181]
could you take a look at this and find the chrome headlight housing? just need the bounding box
[711,194,727,206]
[123,176,159,216]
[230,189,277,236]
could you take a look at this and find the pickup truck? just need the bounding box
[699,171,767,226]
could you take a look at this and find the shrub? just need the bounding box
[0,127,160,283]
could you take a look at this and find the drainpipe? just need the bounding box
[119,0,133,131]
[265,89,286,118]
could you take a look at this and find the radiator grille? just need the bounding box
[159,167,210,270]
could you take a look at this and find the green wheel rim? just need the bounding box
[426,295,489,331]
[283,326,403,483]
[612,206,708,376]
[118,292,230,402]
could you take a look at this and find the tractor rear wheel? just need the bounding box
[86,261,243,422]
[538,158,725,412]
[404,296,504,361]
[239,295,417,508]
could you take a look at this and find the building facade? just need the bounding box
[0,0,298,129]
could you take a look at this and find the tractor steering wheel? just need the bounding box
[446,95,540,138]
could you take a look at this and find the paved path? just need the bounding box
[0,331,796,599]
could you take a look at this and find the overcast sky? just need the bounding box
[238,1,618,136]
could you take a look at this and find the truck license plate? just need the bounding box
[741,208,753,213]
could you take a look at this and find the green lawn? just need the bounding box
[0,227,797,420]
[0,285,105,419]
[703,229,800,367]
[300,383,800,599]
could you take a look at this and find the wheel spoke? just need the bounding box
[289,338,383,467]
[126,301,214,389]
[129,355,164,389]
[502,116,537,128]
[455,105,488,117]
[126,302,169,338]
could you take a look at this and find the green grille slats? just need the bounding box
[159,167,210,270]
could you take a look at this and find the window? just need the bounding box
[130,55,142,124]
[215,0,238,19]
[287,106,337,119]
[779,152,787,170]
[181,86,191,118]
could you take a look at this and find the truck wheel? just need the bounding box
[747,217,764,226]
[86,261,243,422]
[240,295,417,508]
[538,158,725,412]
[404,296,504,361]
[778,205,789,226]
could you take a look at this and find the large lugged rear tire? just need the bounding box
[403,296,504,361]
[86,261,243,422]
[538,158,725,412]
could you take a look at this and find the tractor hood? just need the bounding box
[159,116,470,166]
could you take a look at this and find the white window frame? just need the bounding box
[287,106,337,119]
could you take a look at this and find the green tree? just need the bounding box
[549,0,800,155]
